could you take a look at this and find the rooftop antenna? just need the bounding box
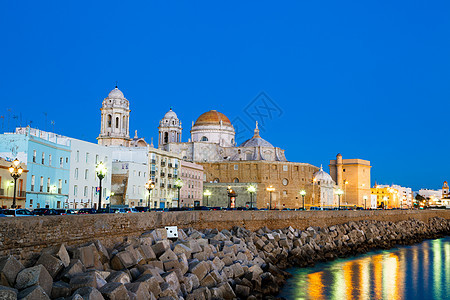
[51,120,55,133]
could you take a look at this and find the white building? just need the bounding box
[418,188,442,200]
[377,184,413,208]
[312,166,336,207]
[14,127,113,209]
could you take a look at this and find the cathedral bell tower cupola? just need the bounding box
[158,107,182,149]
[97,86,131,146]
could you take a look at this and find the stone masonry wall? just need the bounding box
[0,210,449,262]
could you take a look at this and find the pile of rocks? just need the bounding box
[0,217,448,299]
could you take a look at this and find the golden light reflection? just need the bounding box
[307,272,324,300]
[372,254,383,299]
[432,239,442,300]
[412,245,418,292]
[382,253,398,300]
[359,257,371,300]
[342,261,354,299]
[330,264,346,300]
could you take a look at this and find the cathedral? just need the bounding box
[158,109,287,163]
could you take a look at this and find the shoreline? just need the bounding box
[0,217,448,299]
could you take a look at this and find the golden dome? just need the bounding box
[194,110,232,126]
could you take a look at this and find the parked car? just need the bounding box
[116,207,139,213]
[55,209,76,215]
[134,206,150,212]
[193,206,209,211]
[33,208,59,216]
[77,208,97,214]
[3,209,34,217]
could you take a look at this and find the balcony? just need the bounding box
[168,184,172,188]
[18,191,26,198]
[160,172,165,177]
[168,173,172,178]
[58,188,62,194]
[160,183,165,188]
[151,159,156,164]
[161,162,166,167]
[168,163,173,168]
[151,171,156,175]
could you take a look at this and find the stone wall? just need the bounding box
[1,210,449,261]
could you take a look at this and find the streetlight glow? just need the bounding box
[247,184,256,208]
[96,161,107,210]
[9,158,23,209]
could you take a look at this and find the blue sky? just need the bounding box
[1,1,449,190]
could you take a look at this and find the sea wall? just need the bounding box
[1,210,449,259]
[0,215,448,299]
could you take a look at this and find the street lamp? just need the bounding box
[266,185,275,210]
[145,180,155,209]
[363,195,368,210]
[300,190,306,210]
[95,162,107,210]
[174,178,183,208]
[247,184,256,209]
[336,188,344,210]
[203,190,212,207]
[8,159,23,209]
[383,196,388,210]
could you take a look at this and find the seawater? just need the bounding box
[278,236,450,300]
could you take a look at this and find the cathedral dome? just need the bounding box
[239,121,274,148]
[194,110,232,127]
[108,87,125,99]
[164,108,178,119]
[314,166,333,183]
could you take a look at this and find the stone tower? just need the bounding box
[97,86,131,146]
[158,108,182,149]
[443,181,449,199]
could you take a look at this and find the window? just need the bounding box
[86,153,89,163]
[42,152,45,164]
[234,165,238,170]
[47,178,51,192]
[107,115,112,127]
[33,150,36,163]
[201,136,208,141]
[283,190,287,196]
[40,177,44,192]
[75,168,78,179]
[283,165,288,172]
[84,186,88,197]
[58,179,62,194]
[343,169,346,172]
[282,178,289,186]
[85,169,88,180]
[60,157,63,168]
[76,150,80,162]
[116,117,119,128]
[74,185,78,196]
[233,178,239,183]
[96,155,99,164]
[66,157,68,163]
[31,175,35,191]
[49,155,52,166]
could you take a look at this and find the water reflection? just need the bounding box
[280,237,450,300]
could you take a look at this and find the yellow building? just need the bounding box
[371,186,400,209]
[329,154,371,207]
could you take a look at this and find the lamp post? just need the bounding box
[8,159,23,209]
[336,189,344,210]
[203,190,212,207]
[266,185,275,210]
[145,180,155,209]
[174,178,183,208]
[300,190,306,210]
[383,196,388,210]
[247,184,256,209]
[95,162,107,210]
[363,195,368,210]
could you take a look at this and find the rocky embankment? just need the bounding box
[0,217,448,300]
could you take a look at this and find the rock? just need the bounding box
[212,257,225,272]
[151,241,170,257]
[137,244,156,262]
[0,286,18,300]
[231,263,245,278]
[72,286,104,300]
[110,251,137,270]
[186,287,211,300]
[17,285,50,300]
[36,253,64,279]
[189,261,209,282]
[75,244,101,270]
[61,259,85,280]
[200,273,217,288]
[94,240,110,264]
[99,282,130,300]
[55,244,71,268]
[125,282,150,300]
[162,271,180,293]
[173,244,192,259]
[106,271,131,284]
[134,274,161,297]
[69,273,106,292]
[217,282,236,300]
[51,281,71,298]
[0,255,24,287]
[15,265,53,296]
[158,249,178,263]
[235,284,250,298]
[185,273,200,290]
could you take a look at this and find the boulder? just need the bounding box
[151,241,170,257]
[36,253,64,279]
[51,281,71,298]
[162,271,180,293]
[173,244,192,258]
[61,259,85,280]
[99,282,130,300]
[73,287,104,300]
[137,244,156,262]
[0,255,24,287]
[134,274,161,297]
[200,273,217,288]
[94,240,110,264]
[189,261,208,282]
[110,251,137,270]
[106,271,131,284]
[0,286,18,300]
[15,265,53,296]
[125,282,150,300]
[69,273,106,292]
[17,285,50,300]
[75,244,101,270]
[158,249,178,263]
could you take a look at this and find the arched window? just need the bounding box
[164,132,168,143]
[213,178,220,183]
[115,117,119,128]
[201,136,208,142]
[107,115,112,127]
[233,178,239,183]
[231,138,234,145]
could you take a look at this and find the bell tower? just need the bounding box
[97,86,131,146]
[443,181,449,199]
[158,108,182,149]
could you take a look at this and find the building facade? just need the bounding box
[329,153,371,207]
[0,128,71,209]
[0,157,27,208]
[371,185,400,209]
[179,160,204,207]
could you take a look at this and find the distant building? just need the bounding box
[374,184,413,208]
[312,166,336,208]
[0,128,71,209]
[371,185,400,209]
[329,153,371,207]
[180,161,204,207]
[418,188,442,206]
[0,157,27,209]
